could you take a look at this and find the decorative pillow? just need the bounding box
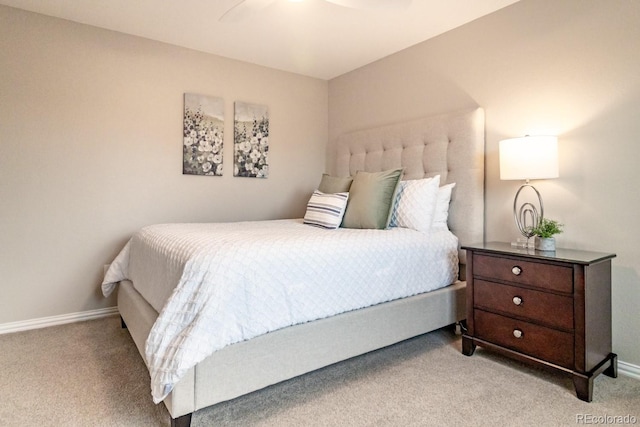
[317,174,353,194]
[388,175,440,232]
[433,183,456,229]
[341,168,403,229]
[303,190,349,229]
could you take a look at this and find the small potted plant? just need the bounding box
[532,218,563,251]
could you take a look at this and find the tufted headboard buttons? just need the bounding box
[333,108,485,280]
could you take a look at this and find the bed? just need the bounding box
[103,107,485,427]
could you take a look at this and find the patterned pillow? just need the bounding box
[389,175,440,232]
[303,190,349,229]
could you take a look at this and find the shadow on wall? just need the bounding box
[612,266,640,366]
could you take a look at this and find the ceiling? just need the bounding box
[0,0,519,80]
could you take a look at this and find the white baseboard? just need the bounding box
[619,360,640,380]
[0,307,119,335]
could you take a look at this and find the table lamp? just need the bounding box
[499,135,559,247]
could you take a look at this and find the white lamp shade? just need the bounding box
[499,135,559,180]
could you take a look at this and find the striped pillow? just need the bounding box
[303,191,349,229]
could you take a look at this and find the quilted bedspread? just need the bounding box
[102,219,458,403]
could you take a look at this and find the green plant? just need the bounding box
[532,218,564,238]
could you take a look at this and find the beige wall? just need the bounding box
[329,0,640,366]
[2,0,638,369]
[0,6,328,323]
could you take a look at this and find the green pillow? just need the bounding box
[317,174,353,193]
[341,168,404,229]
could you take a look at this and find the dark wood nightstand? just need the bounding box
[461,242,617,402]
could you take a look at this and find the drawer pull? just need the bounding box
[511,266,522,276]
[512,296,523,306]
[513,329,523,339]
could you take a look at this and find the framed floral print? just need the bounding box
[183,93,224,176]
[234,101,269,178]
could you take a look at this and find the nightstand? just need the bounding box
[461,242,617,402]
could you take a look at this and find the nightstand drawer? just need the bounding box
[474,280,574,330]
[474,310,574,369]
[473,254,573,293]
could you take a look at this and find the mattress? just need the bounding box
[102,218,458,403]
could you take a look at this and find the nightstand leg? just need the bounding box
[572,373,593,402]
[604,353,618,378]
[461,336,476,356]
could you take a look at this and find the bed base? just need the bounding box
[117,107,483,426]
[118,279,466,426]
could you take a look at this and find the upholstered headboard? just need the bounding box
[334,108,485,279]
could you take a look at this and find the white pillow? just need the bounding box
[389,175,440,232]
[303,190,349,229]
[433,183,456,229]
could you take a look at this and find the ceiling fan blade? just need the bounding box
[324,0,412,10]
[219,0,274,22]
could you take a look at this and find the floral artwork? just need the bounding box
[234,101,269,178]
[183,93,224,176]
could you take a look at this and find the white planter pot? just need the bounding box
[535,236,556,251]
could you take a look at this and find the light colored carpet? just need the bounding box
[0,316,638,426]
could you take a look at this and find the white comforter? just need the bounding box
[102,219,458,403]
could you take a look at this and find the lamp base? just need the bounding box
[510,237,534,249]
[513,183,544,241]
